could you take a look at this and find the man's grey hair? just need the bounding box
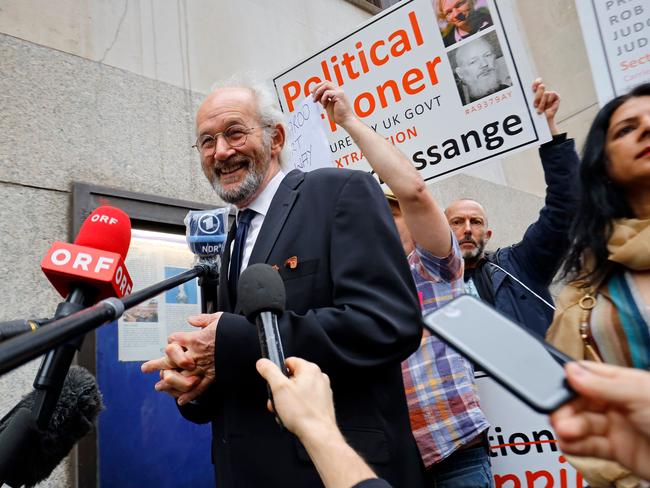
[208,74,289,167]
[451,36,492,68]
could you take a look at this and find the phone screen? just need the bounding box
[423,295,575,413]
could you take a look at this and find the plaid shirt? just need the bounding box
[401,238,489,468]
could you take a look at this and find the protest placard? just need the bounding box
[273,0,549,182]
[476,372,587,487]
[285,96,333,171]
[577,0,650,106]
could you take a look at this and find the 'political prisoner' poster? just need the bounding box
[273,0,550,181]
[577,0,650,106]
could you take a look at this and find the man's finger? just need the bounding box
[574,360,620,378]
[544,92,559,114]
[285,356,320,377]
[536,92,548,113]
[283,356,298,375]
[141,355,175,373]
[177,376,213,406]
[187,313,220,328]
[553,410,609,440]
[557,435,613,461]
[153,382,183,398]
[311,81,332,103]
[318,89,334,109]
[566,361,650,405]
[156,369,200,393]
[533,83,545,108]
[165,342,195,370]
[256,358,289,388]
[168,331,189,345]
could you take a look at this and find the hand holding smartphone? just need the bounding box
[423,295,575,413]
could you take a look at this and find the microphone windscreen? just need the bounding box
[74,206,132,259]
[0,366,104,487]
[238,263,286,321]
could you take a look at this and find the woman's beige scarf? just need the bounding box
[545,218,650,488]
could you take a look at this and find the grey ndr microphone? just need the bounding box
[238,264,288,427]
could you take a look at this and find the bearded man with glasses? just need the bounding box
[142,79,427,488]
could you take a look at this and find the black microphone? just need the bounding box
[239,264,288,428]
[0,318,52,342]
[238,264,288,375]
[0,366,103,488]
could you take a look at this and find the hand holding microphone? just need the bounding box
[256,357,334,439]
[142,262,287,414]
[238,264,288,376]
[238,264,288,426]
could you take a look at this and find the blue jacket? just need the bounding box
[475,135,579,338]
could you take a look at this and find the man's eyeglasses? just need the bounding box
[193,125,271,156]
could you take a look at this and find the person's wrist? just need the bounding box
[337,113,363,132]
[294,416,341,445]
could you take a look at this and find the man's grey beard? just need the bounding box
[460,239,486,265]
[467,71,499,99]
[211,165,265,204]
[209,137,272,205]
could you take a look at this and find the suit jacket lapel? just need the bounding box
[249,170,303,266]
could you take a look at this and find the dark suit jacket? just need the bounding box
[180,168,425,487]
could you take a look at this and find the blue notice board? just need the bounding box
[96,321,215,487]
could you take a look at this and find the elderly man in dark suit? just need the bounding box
[141,79,425,488]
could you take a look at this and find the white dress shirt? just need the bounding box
[233,170,285,275]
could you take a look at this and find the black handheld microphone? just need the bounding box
[0,366,103,488]
[238,264,288,427]
[238,264,288,375]
[0,318,52,342]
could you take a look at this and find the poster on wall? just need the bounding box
[117,230,200,362]
[273,0,550,182]
[577,0,650,106]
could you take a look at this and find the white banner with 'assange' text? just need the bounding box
[273,0,550,182]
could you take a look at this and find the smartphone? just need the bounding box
[423,295,575,413]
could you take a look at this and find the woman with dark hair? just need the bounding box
[546,82,650,487]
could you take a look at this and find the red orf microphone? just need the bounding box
[33,205,132,430]
[41,206,133,301]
